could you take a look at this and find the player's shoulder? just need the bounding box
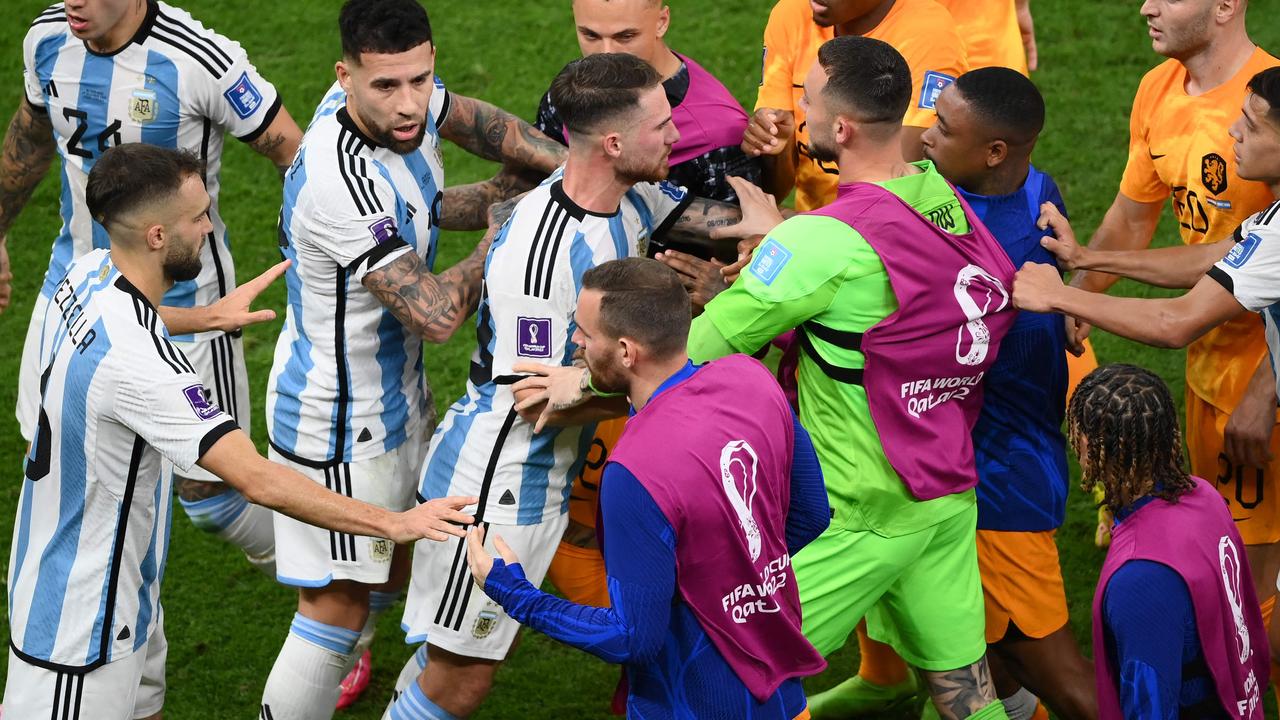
[25,3,68,43]
[766,0,812,33]
[147,1,247,80]
[1133,58,1183,102]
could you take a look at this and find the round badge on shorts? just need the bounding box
[473,604,500,639]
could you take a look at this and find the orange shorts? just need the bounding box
[1065,338,1098,404]
[975,529,1070,644]
[546,540,609,608]
[1186,391,1280,545]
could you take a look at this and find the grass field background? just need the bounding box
[0,1,1268,717]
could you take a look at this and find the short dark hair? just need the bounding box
[953,67,1045,146]
[816,36,911,125]
[549,53,662,136]
[86,144,204,230]
[581,257,689,357]
[1247,67,1280,125]
[339,0,433,61]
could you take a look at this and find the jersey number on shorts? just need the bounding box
[1218,452,1264,511]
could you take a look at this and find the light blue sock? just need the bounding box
[388,675,458,720]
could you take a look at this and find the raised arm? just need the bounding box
[1069,192,1166,293]
[0,98,57,314]
[439,163,543,231]
[438,93,566,175]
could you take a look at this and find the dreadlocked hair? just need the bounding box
[1066,363,1194,515]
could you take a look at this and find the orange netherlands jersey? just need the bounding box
[567,416,627,528]
[1121,48,1279,411]
[938,0,1027,75]
[757,0,968,211]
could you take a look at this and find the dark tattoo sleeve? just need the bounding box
[439,94,566,174]
[176,476,233,502]
[0,99,57,238]
[361,238,490,344]
[921,660,998,720]
[662,197,743,244]
[438,164,538,231]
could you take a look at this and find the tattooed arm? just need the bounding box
[439,163,541,231]
[0,98,57,314]
[245,106,303,180]
[362,232,492,344]
[439,93,566,175]
[921,659,1000,720]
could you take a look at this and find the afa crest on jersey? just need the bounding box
[129,89,158,124]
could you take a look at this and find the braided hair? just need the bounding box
[1067,363,1194,515]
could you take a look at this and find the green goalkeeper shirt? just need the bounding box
[688,161,976,537]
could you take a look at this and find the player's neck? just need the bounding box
[835,0,896,37]
[652,46,683,80]
[561,155,628,215]
[87,1,150,54]
[109,247,169,307]
[1180,31,1255,96]
[836,141,917,185]
[968,163,1030,197]
[628,354,692,412]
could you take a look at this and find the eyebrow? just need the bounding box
[656,114,673,129]
[577,25,640,37]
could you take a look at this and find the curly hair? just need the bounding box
[1067,363,1194,515]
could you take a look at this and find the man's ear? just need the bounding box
[834,115,855,146]
[602,131,624,160]
[986,139,1009,169]
[655,5,671,39]
[145,223,166,252]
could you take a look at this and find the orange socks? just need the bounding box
[855,622,910,687]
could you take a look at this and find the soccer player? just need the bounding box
[462,257,830,720]
[2,142,474,720]
[689,37,1015,720]
[920,68,1094,719]
[4,0,304,576]
[259,1,569,716]
[938,0,1036,74]
[386,52,749,720]
[1070,364,1268,719]
[1064,0,1280,626]
[534,0,760,204]
[743,0,968,209]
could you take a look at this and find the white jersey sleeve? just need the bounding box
[304,174,414,280]
[1211,202,1280,312]
[112,352,236,473]
[21,7,63,109]
[430,75,452,128]
[173,9,281,139]
[628,179,693,237]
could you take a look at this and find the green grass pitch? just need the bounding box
[0,1,1273,717]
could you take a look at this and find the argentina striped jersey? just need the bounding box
[8,249,237,671]
[266,80,448,466]
[419,169,691,525]
[22,1,282,343]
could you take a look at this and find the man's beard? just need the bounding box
[585,353,628,396]
[358,107,427,154]
[163,241,203,283]
[809,129,840,164]
[616,149,671,185]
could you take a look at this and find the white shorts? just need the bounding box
[3,612,167,720]
[17,290,249,462]
[401,514,567,661]
[271,426,427,587]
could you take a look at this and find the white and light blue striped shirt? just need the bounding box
[419,169,690,526]
[266,81,448,467]
[8,249,237,671]
[22,1,282,342]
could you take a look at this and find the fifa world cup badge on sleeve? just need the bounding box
[223,71,264,119]
[517,317,553,359]
[918,71,955,110]
[368,217,398,244]
[184,385,222,421]
[1224,233,1262,269]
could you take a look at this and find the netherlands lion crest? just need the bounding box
[1202,152,1228,195]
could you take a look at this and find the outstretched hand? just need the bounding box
[466,524,521,590]
[741,108,796,157]
[511,362,591,433]
[206,259,291,333]
[656,249,729,307]
[709,176,784,243]
[1012,261,1067,313]
[1036,202,1086,271]
[397,495,477,544]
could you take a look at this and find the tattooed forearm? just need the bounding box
[176,477,234,502]
[362,237,490,344]
[249,130,290,179]
[921,660,998,720]
[663,197,743,244]
[439,163,536,230]
[0,99,56,237]
[441,94,566,174]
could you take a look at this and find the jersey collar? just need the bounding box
[336,106,385,151]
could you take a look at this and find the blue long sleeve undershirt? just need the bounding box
[483,362,826,718]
